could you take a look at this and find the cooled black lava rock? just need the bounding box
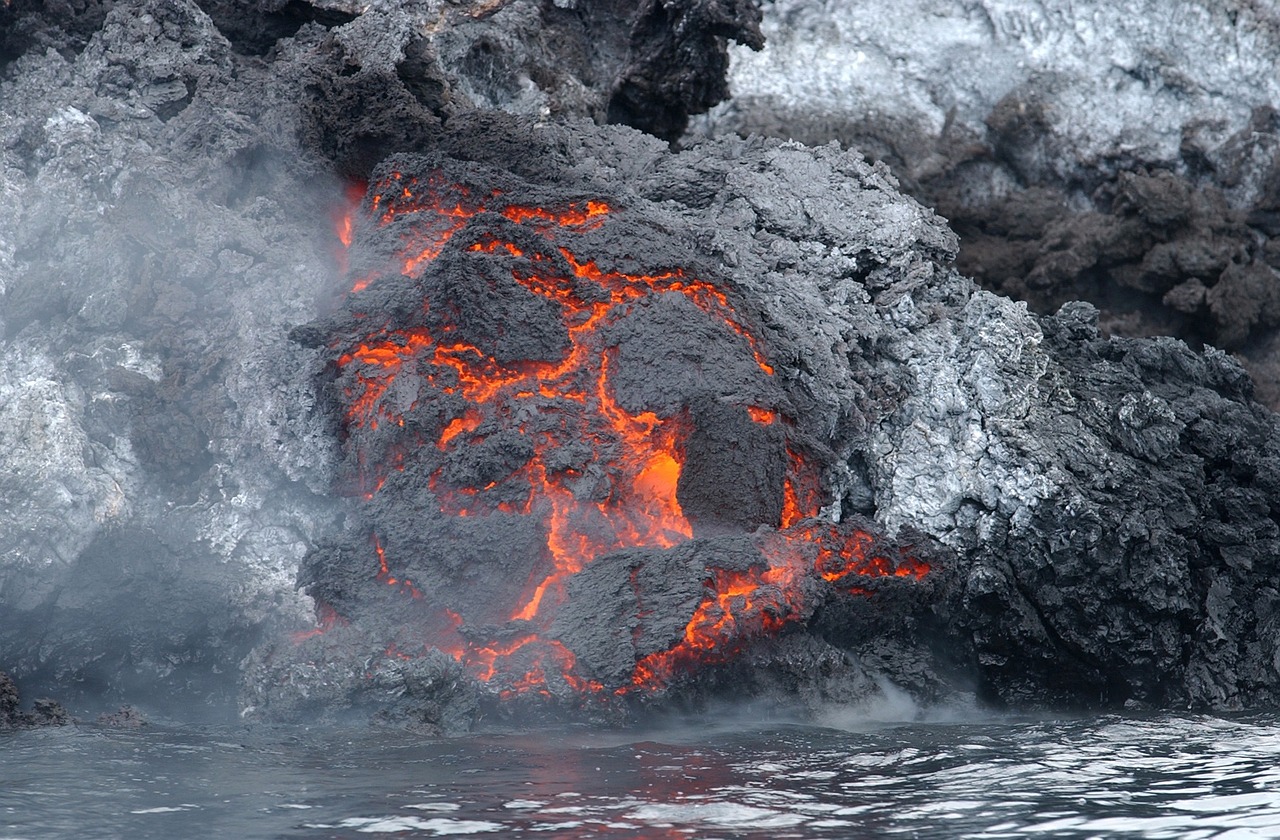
[293,0,763,175]
[96,705,148,728]
[254,139,959,719]
[605,0,763,141]
[698,0,1280,409]
[933,123,1280,410]
[0,670,69,730]
[255,116,1280,722]
[0,671,21,729]
[0,0,759,718]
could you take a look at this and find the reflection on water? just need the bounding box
[3,711,1280,838]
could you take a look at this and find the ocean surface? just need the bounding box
[3,709,1280,839]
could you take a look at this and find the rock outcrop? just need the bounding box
[696,0,1280,408]
[0,0,757,715]
[0,670,69,730]
[251,119,1280,720]
[3,0,1278,725]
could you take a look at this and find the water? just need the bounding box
[4,711,1280,838]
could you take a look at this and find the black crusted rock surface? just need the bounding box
[0,670,70,730]
[697,0,1280,409]
[0,0,749,716]
[603,0,763,141]
[250,117,1280,721]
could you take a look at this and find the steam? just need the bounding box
[0,128,346,715]
[814,678,988,731]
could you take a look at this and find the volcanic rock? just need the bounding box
[0,671,20,729]
[248,115,1280,720]
[0,0,750,716]
[240,628,478,734]
[0,670,70,730]
[696,0,1280,408]
[4,0,1280,727]
[96,705,148,728]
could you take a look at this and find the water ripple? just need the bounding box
[3,713,1280,838]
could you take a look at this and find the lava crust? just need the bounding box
[4,0,1280,727]
[258,148,951,725]
[253,118,1280,725]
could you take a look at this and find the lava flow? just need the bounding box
[312,167,932,701]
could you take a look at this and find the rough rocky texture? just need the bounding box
[603,0,763,140]
[0,671,21,729]
[244,134,959,720]
[0,670,70,730]
[0,0,342,715]
[695,0,1280,408]
[96,704,148,728]
[5,0,1280,725]
[248,118,1280,720]
[0,0,750,716]
[241,629,479,733]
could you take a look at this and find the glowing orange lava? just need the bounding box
[332,180,367,278]
[622,522,931,694]
[325,173,931,698]
[781,448,824,529]
[291,602,346,643]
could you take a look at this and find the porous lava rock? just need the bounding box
[248,116,1280,722]
[697,0,1280,408]
[603,0,763,140]
[4,0,1280,726]
[247,135,958,721]
[95,705,148,728]
[0,671,21,729]
[0,0,751,716]
[0,670,70,730]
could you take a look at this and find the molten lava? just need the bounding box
[318,172,931,700]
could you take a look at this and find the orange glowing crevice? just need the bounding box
[502,200,610,227]
[622,565,798,693]
[348,173,611,290]
[781,448,823,529]
[334,181,366,248]
[335,185,712,637]
[491,639,603,700]
[358,446,405,502]
[438,410,482,449]
[390,629,600,699]
[290,602,347,644]
[337,329,433,429]
[331,174,929,699]
[765,521,931,586]
[337,213,354,250]
[373,537,423,600]
[623,523,932,693]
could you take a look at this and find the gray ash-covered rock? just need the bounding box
[696,0,1280,408]
[0,0,344,716]
[249,116,1280,722]
[0,0,753,717]
[288,0,763,174]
